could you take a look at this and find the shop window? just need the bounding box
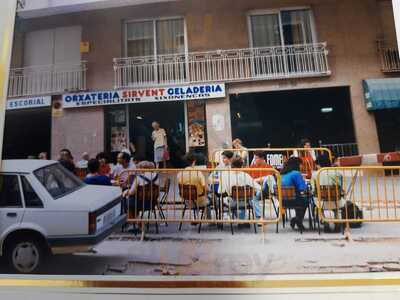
[187,101,207,157]
[105,107,129,158]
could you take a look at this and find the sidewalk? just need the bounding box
[35,221,400,276]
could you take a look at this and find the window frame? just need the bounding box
[247,6,318,48]
[123,16,188,58]
[21,175,44,209]
[33,163,84,200]
[0,173,24,208]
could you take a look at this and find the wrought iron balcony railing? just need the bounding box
[8,61,87,98]
[114,43,331,89]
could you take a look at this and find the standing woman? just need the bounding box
[151,121,168,168]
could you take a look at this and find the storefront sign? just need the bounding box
[62,83,226,108]
[6,96,51,110]
[266,153,285,169]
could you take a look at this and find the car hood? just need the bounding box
[51,184,122,212]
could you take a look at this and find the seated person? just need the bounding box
[124,161,159,217]
[96,152,111,177]
[219,157,261,222]
[58,149,76,173]
[111,152,136,188]
[248,151,276,219]
[294,139,316,179]
[76,152,89,169]
[281,157,308,231]
[311,154,343,210]
[209,150,234,194]
[177,152,208,208]
[84,159,112,186]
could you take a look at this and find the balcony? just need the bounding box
[114,43,331,89]
[378,40,400,73]
[8,62,87,98]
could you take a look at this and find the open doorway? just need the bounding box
[375,108,400,152]
[129,102,186,167]
[3,108,52,159]
[230,86,356,148]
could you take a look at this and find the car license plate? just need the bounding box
[97,203,121,231]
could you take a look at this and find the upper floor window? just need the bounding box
[249,8,316,48]
[125,18,185,57]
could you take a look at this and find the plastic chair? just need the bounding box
[228,185,257,234]
[130,183,160,233]
[178,184,208,233]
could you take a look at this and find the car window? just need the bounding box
[0,175,22,208]
[21,176,43,208]
[34,163,84,199]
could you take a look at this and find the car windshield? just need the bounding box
[34,163,84,199]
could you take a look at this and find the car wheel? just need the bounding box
[5,237,45,274]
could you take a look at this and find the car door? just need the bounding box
[18,176,46,232]
[0,174,25,234]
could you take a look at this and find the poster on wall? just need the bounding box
[110,126,128,152]
[187,101,206,148]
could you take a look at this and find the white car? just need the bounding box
[0,160,126,274]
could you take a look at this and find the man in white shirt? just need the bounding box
[123,161,159,220]
[219,157,261,222]
[209,150,234,194]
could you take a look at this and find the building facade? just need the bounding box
[5,0,400,163]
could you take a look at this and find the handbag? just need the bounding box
[163,148,170,161]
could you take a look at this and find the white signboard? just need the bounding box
[7,96,52,110]
[266,153,285,169]
[62,83,226,108]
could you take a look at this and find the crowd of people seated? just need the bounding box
[29,137,343,233]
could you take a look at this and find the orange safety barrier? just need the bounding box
[118,168,282,234]
[315,166,400,234]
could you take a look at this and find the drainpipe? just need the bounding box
[0,0,17,166]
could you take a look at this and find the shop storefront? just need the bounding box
[3,96,52,159]
[363,79,400,152]
[62,83,225,165]
[229,86,357,148]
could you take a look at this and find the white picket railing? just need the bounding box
[114,43,330,89]
[8,61,87,98]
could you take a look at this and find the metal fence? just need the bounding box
[319,143,359,158]
[118,168,282,234]
[315,166,400,233]
[8,61,87,98]
[378,40,400,73]
[211,148,333,179]
[114,43,330,89]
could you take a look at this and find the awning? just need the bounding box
[363,78,400,111]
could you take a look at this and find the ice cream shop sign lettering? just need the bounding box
[62,83,226,108]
